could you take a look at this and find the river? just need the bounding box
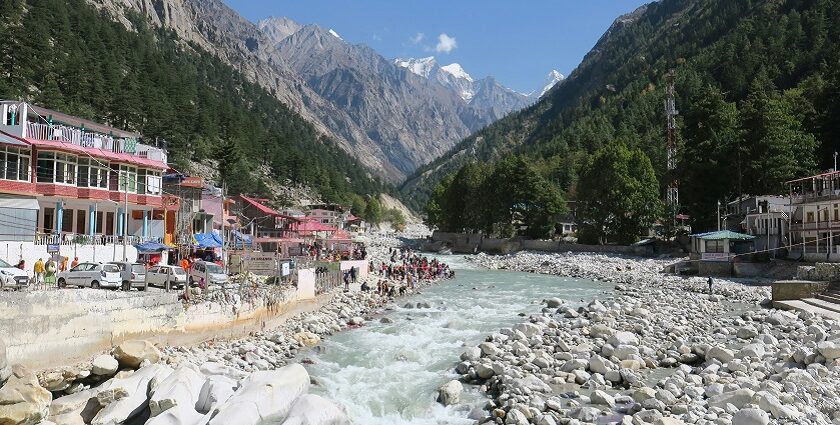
[301,255,608,424]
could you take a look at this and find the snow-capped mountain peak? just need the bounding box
[328,29,343,40]
[394,57,438,78]
[537,69,565,98]
[440,63,474,82]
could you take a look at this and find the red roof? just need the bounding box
[297,219,338,232]
[240,195,281,217]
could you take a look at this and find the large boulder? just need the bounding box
[732,408,770,425]
[0,364,52,425]
[112,340,162,369]
[705,346,735,363]
[91,355,119,376]
[49,388,100,425]
[608,331,639,347]
[195,375,238,415]
[147,366,206,417]
[209,364,310,424]
[292,332,321,347]
[817,340,840,361]
[280,394,350,425]
[91,364,173,425]
[437,380,462,406]
[0,338,10,384]
[707,389,756,409]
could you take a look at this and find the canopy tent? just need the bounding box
[134,242,172,253]
[194,232,223,249]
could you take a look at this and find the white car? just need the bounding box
[189,261,228,286]
[0,258,29,290]
[57,263,122,289]
[146,265,188,289]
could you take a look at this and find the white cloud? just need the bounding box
[435,33,457,53]
[410,32,425,44]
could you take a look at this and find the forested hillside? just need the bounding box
[0,0,386,202]
[403,0,840,230]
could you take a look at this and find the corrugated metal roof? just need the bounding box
[690,230,756,241]
[0,131,29,147]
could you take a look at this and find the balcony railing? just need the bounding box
[25,122,168,165]
[701,252,734,262]
[34,233,160,246]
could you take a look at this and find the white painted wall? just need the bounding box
[0,241,138,274]
[296,268,316,300]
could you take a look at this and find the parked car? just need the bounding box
[146,265,188,289]
[189,260,228,286]
[0,258,29,290]
[57,263,122,289]
[107,261,148,291]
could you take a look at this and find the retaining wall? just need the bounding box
[429,232,649,256]
[1,266,331,371]
[771,280,829,302]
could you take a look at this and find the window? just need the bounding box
[77,158,109,188]
[807,211,815,223]
[0,147,31,182]
[36,151,77,184]
[119,165,137,193]
[706,240,725,253]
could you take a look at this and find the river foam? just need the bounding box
[302,256,606,424]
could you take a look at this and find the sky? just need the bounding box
[223,1,649,93]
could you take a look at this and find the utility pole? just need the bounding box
[220,183,227,273]
[834,151,838,171]
[123,173,128,261]
[717,201,721,231]
[664,69,679,232]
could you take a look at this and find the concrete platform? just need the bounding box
[775,299,840,320]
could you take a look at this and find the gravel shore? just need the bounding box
[452,251,838,425]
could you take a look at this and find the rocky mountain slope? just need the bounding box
[401,0,840,223]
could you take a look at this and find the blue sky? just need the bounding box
[224,1,649,93]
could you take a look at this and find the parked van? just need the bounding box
[107,261,148,291]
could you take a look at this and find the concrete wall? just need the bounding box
[698,261,733,277]
[340,260,370,280]
[430,232,650,256]
[0,241,138,272]
[771,280,829,302]
[0,284,330,371]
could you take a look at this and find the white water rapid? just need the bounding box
[301,255,607,424]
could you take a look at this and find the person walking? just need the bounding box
[707,276,714,294]
[34,258,45,287]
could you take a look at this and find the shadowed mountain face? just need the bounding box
[87,0,544,183]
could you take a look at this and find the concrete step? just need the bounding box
[802,297,840,314]
[775,299,840,320]
[817,292,840,304]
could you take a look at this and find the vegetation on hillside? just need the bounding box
[0,0,386,202]
[426,156,567,239]
[406,0,839,232]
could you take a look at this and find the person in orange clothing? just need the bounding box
[180,256,190,271]
[70,257,79,269]
[59,256,69,272]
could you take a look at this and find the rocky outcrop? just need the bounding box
[0,337,10,385]
[0,365,52,425]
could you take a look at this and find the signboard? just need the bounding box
[281,262,290,276]
[47,244,60,253]
[246,252,278,276]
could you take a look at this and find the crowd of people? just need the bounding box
[303,242,367,262]
[361,248,454,297]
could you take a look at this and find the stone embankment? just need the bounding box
[450,251,838,425]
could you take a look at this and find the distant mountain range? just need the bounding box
[85,1,562,182]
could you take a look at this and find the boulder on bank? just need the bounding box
[0,337,10,384]
[112,340,162,369]
[91,355,119,376]
[208,364,310,425]
[0,364,52,425]
[437,380,462,406]
[281,394,350,425]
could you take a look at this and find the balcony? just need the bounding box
[24,122,167,165]
[34,233,161,246]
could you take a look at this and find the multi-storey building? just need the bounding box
[787,171,840,261]
[0,101,170,254]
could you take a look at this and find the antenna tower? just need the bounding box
[664,69,679,225]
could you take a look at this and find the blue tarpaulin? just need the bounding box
[194,233,223,248]
[231,230,252,248]
[134,242,172,253]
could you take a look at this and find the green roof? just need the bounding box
[691,230,756,241]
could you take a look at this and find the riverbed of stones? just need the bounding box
[446,251,839,425]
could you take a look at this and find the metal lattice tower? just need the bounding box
[664,69,679,218]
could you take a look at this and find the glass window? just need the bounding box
[0,147,31,182]
[119,165,137,193]
[37,152,54,182]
